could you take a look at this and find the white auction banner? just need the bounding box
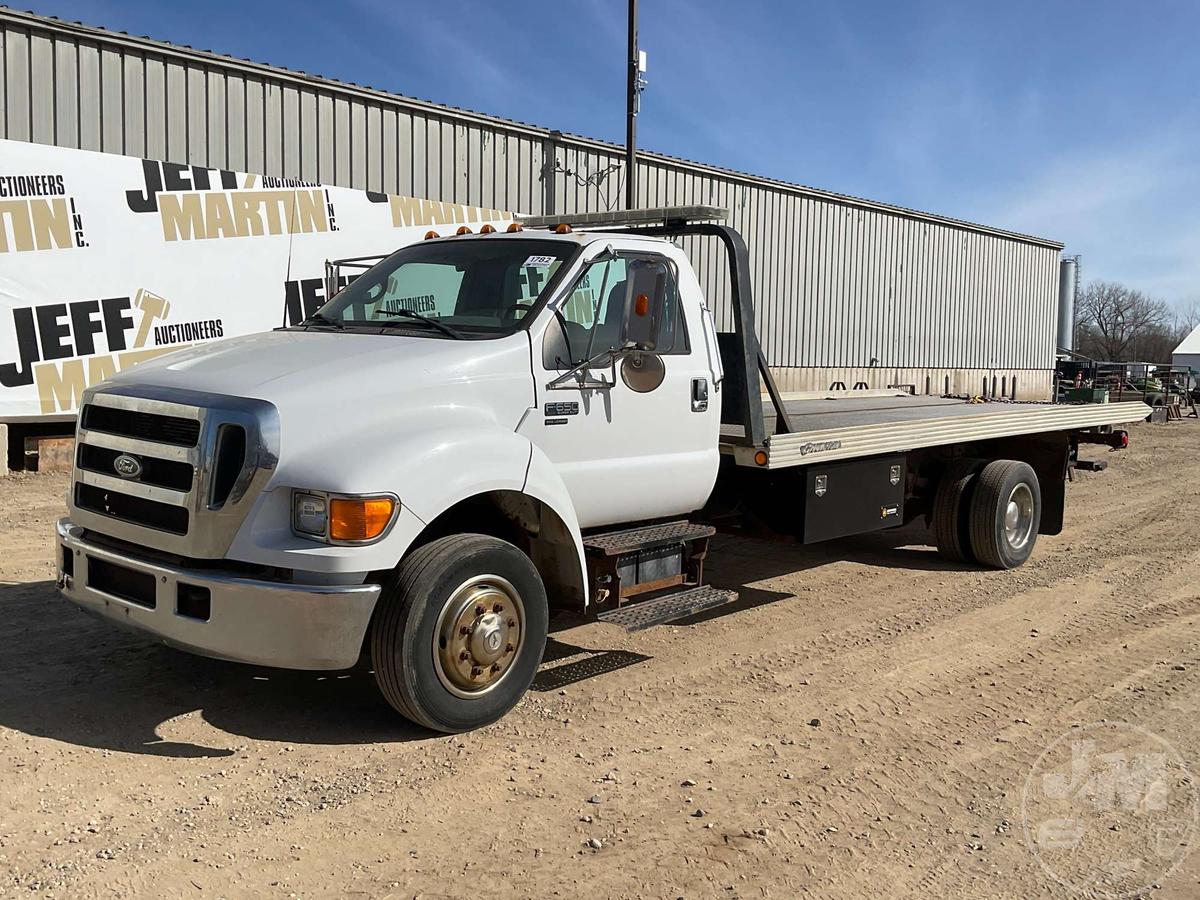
[0,139,513,420]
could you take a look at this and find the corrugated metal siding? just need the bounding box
[0,9,1059,374]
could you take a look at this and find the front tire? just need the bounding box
[967,460,1041,569]
[371,534,548,733]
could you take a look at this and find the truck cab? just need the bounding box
[56,209,740,732]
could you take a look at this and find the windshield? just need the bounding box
[309,238,578,338]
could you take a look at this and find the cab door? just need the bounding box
[518,244,720,529]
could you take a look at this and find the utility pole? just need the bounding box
[625,0,643,210]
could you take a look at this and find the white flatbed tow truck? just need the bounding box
[54,206,1146,732]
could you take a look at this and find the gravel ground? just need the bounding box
[1,421,1198,898]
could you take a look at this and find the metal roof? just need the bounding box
[1172,323,1200,356]
[0,5,1064,250]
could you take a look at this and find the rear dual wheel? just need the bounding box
[968,460,1041,569]
[371,534,548,733]
[933,459,1041,569]
[931,461,977,563]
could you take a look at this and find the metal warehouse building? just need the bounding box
[0,7,1064,399]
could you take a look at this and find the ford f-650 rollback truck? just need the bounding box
[55,206,1146,733]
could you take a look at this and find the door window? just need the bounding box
[543,254,688,369]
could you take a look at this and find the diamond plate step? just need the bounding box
[596,585,739,631]
[583,520,715,557]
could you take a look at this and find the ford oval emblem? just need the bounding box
[113,453,142,479]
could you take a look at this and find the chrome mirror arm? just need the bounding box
[546,342,637,391]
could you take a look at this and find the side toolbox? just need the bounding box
[802,453,906,544]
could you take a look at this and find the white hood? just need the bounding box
[115,329,506,394]
[102,329,537,498]
[107,329,533,424]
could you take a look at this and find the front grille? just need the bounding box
[71,391,275,556]
[81,403,201,447]
[75,482,190,535]
[87,556,157,608]
[77,443,194,492]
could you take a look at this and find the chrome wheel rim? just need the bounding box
[1004,482,1035,551]
[433,574,524,699]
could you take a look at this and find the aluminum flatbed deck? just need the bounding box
[720,393,1149,469]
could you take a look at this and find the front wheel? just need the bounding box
[967,460,1042,569]
[371,534,548,733]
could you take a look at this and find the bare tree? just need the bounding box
[1076,281,1172,361]
[1174,297,1200,335]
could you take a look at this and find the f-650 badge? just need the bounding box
[797,440,842,456]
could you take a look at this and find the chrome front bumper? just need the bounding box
[55,519,381,670]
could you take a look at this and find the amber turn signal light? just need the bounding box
[329,497,395,542]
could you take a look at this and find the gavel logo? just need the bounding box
[131,289,171,349]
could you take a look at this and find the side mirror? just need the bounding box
[620,259,669,352]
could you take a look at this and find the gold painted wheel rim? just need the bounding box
[433,574,524,699]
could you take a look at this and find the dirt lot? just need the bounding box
[1,422,1199,898]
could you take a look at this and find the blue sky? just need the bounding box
[26,0,1200,304]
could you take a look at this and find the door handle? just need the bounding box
[691,378,709,412]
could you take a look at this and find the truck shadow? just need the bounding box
[0,532,965,756]
[708,521,976,584]
[0,581,427,757]
[0,583,658,756]
[530,633,652,692]
[682,524,979,627]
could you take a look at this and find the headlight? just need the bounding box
[291,490,398,543]
[292,492,328,536]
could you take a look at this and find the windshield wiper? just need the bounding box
[301,312,344,330]
[376,309,465,340]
